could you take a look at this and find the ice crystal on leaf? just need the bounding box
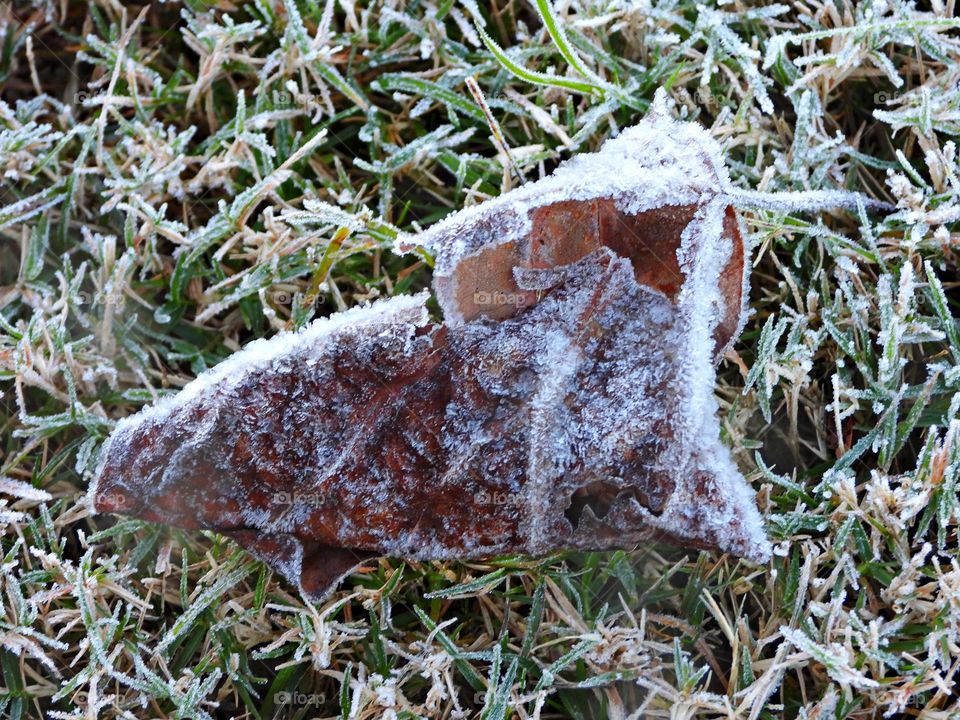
[89,91,793,601]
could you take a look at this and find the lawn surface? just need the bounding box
[1,1,959,718]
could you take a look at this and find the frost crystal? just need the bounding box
[91,89,899,600]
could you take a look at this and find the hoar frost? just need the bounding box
[90,90,887,600]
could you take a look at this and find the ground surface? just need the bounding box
[1,1,959,718]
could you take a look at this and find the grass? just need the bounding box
[1,0,959,718]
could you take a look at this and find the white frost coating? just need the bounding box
[91,89,899,596]
[523,329,580,555]
[728,188,894,213]
[675,200,730,429]
[613,197,771,560]
[397,88,886,326]
[87,291,432,511]
[395,89,731,288]
[129,291,427,425]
